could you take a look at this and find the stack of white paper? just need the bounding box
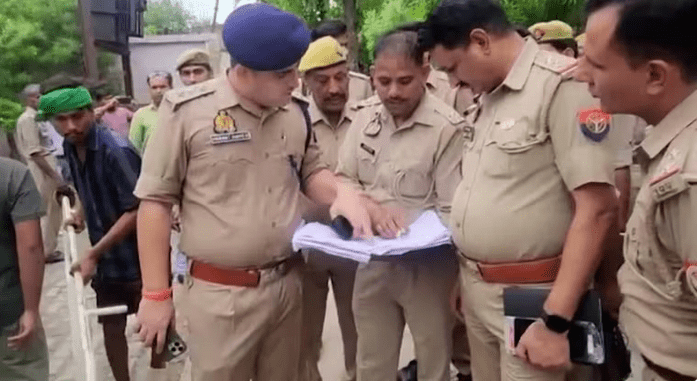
[292,210,452,263]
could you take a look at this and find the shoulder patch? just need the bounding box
[578,108,611,142]
[534,51,576,74]
[165,82,216,107]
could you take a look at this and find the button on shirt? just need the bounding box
[309,98,356,172]
[64,125,141,283]
[449,39,615,262]
[336,92,465,223]
[619,89,697,378]
[134,78,327,268]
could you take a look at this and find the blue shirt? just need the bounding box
[64,125,141,284]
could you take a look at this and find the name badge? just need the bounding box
[649,167,688,202]
[210,131,252,145]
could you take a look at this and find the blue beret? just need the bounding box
[223,4,311,72]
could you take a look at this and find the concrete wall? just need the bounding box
[128,33,229,104]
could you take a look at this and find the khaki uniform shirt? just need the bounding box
[309,98,358,172]
[348,71,373,102]
[336,92,465,223]
[14,108,56,185]
[450,39,615,262]
[426,69,452,102]
[15,108,48,162]
[134,78,327,268]
[619,90,697,377]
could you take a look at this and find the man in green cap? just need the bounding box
[38,86,142,381]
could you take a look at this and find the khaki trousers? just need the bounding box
[451,318,471,376]
[299,251,358,381]
[183,265,302,381]
[460,264,588,381]
[27,159,60,256]
[0,321,49,381]
[353,247,458,381]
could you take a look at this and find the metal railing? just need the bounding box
[60,195,128,381]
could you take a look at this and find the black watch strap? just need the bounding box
[541,311,572,333]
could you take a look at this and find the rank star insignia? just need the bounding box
[213,110,235,134]
[578,108,611,142]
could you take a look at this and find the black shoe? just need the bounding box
[397,360,418,381]
[456,373,472,381]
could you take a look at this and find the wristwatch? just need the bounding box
[541,310,572,333]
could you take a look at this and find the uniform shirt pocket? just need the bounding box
[211,144,254,196]
[394,166,432,201]
[483,117,552,177]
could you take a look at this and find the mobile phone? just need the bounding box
[116,96,131,104]
[150,327,187,369]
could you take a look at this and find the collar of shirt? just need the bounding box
[148,103,158,112]
[212,77,289,118]
[24,107,37,117]
[376,92,436,133]
[641,89,697,159]
[308,97,354,128]
[492,37,539,94]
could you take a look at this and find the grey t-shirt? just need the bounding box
[0,158,44,327]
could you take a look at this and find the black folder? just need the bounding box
[503,288,605,365]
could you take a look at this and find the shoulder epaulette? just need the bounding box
[534,50,576,75]
[165,80,216,108]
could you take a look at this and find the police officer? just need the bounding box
[528,21,579,58]
[420,1,618,380]
[399,62,475,381]
[134,5,371,381]
[581,1,697,380]
[306,20,373,102]
[296,36,359,381]
[337,29,465,381]
[176,49,214,86]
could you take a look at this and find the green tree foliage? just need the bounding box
[0,0,81,131]
[249,0,587,68]
[144,0,211,35]
[500,0,586,30]
[263,0,342,27]
[360,0,439,63]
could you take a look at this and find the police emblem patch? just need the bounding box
[210,110,251,145]
[213,110,235,133]
[578,109,611,142]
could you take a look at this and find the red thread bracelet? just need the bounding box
[142,288,173,301]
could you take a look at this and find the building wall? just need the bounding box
[128,33,228,105]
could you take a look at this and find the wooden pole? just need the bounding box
[122,53,134,97]
[211,0,220,32]
[78,0,99,82]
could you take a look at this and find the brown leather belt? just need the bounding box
[466,255,561,284]
[643,356,695,381]
[190,256,301,288]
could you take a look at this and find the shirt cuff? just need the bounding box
[556,146,615,191]
[134,173,181,205]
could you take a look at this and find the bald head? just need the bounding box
[374,30,424,66]
[20,84,41,109]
